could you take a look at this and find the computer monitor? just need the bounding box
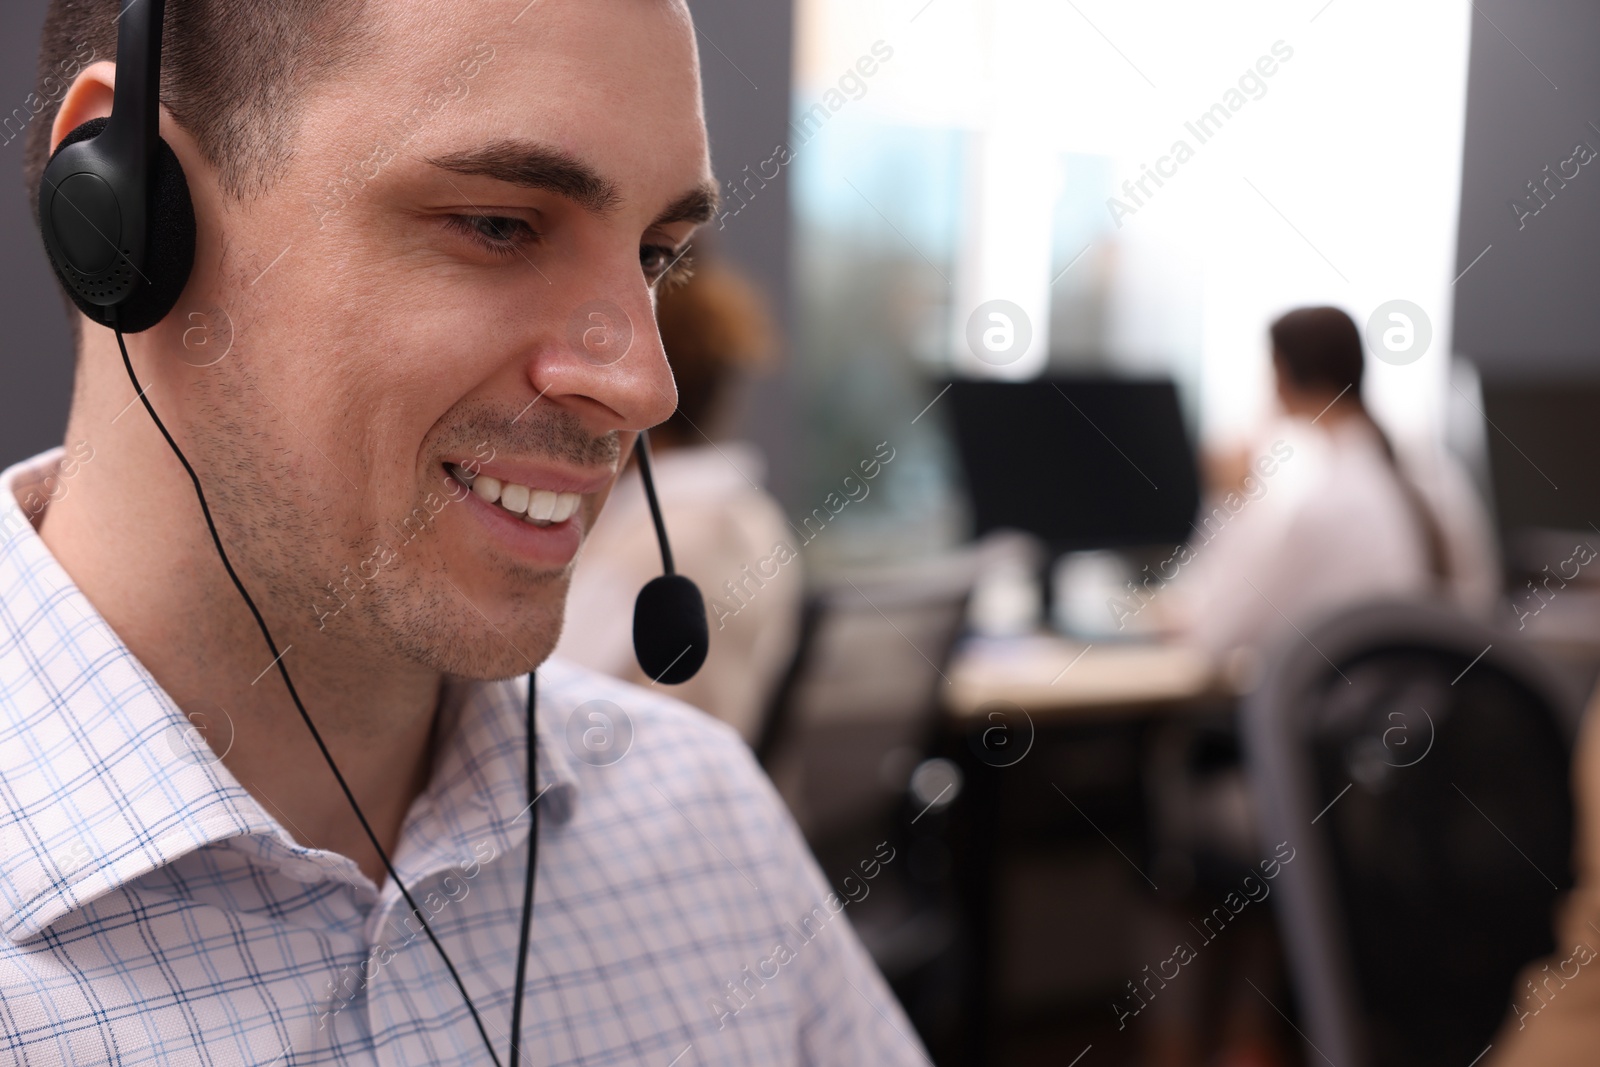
[943,376,1201,551]
[1478,375,1600,539]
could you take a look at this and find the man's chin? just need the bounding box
[405,626,562,682]
[379,582,570,681]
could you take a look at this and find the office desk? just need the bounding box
[945,633,1240,721]
[938,634,1246,1064]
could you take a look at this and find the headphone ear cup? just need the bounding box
[40,117,196,334]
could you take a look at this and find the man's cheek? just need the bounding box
[584,479,623,529]
[582,496,603,533]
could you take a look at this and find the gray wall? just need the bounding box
[1453,0,1600,378]
[684,0,797,506]
[0,1,796,497]
[0,0,74,468]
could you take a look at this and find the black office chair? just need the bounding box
[1243,599,1578,1067]
[756,551,979,850]
[753,550,981,1065]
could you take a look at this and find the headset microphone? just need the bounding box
[631,429,710,684]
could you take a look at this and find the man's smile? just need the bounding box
[445,462,584,527]
[441,454,617,568]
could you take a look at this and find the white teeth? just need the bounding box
[527,489,558,522]
[472,475,502,503]
[451,464,580,526]
[499,482,530,514]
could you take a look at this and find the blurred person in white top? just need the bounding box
[554,259,801,743]
[1161,306,1498,657]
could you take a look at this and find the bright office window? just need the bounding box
[789,0,1473,563]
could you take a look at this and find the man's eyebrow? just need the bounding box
[426,140,622,217]
[653,183,720,228]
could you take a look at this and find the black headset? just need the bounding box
[35,2,710,1062]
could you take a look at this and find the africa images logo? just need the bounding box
[565,699,634,767]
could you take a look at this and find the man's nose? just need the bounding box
[527,275,678,435]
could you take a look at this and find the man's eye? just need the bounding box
[443,214,539,258]
[644,244,692,287]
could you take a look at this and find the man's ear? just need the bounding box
[49,60,117,157]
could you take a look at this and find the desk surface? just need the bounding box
[944,633,1238,720]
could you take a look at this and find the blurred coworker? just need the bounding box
[1162,306,1496,656]
[553,260,801,744]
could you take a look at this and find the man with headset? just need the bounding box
[0,0,927,1064]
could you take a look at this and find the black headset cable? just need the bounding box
[510,667,539,1067]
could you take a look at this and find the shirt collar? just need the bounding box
[0,448,579,943]
[385,668,579,900]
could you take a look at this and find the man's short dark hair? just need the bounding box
[24,0,371,222]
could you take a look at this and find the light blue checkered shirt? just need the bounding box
[0,449,928,1066]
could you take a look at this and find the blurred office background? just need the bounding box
[8,0,1600,1064]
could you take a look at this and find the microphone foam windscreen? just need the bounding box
[633,574,709,685]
